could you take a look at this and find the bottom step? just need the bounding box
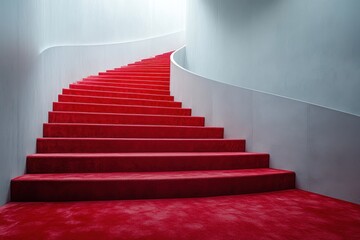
[11,168,295,201]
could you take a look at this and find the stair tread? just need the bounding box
[28,152,268,158]
[50,111,202,118]
[44,123,220,129]
[38,137,243,141]
[83,78,170,84]
[60,94,178,104]
[53,102,191,116]
[77,81,170,89]
[43,123,223,138]
[36,138,246,153]
[54,102,189,111]
[62,89,174,101]
[13,168,293,181]
[64,88,172,97]
[90,75,169,79]
[70,83,170,95]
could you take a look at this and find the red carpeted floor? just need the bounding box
[1,52,359,239]
[1,190,359,240]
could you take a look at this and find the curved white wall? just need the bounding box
[186,0,360,116]
[40,0,185,50]
[0,0,185,205]
[171,47,360,204]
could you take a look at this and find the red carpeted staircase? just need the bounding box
[3,52,360,240]
[11,52,295,201]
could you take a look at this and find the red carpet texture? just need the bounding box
[1,52,359,239]
[1,190,359,240]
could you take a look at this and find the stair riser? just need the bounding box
[82,78,170,86]
[137,62,170,65]
[36,139,246,153]
[70,84,170,96]
[11,173,294,201]
[27,154,269,173]
[77,81,170,91]
[49,112,205,126]
[43,124,224,139]
[99,72,169,77]
[90,75,169,81]
[58,95,181,108]
[127,64,170,67]
[138,60,169,63]
[125,59,169,62]
[53,102,191,116]
[53,103,191,116]
[109,69,170,73]
[116,67,170,71]
[62,89,174,101]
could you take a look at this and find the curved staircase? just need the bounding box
[11,52,295,202]
[2,52,360,240]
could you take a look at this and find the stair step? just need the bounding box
[11,169,294,201]
[26,152,269,173]
[53,102,191,116]
[49,111,205,126]
[141,59,170,63]
[76,80,169,91]
[69,83,170,95]
[62,89,174,101]
[36,138,246,153]
[108,69,170,73]
[89,75,169,81]
[99,72,169,77]
[131,62,169,65]
[116,66,170,71]
[43,123,224,138]
[59,95,181,108]
[129,62,169,66]
[82,78,170,86]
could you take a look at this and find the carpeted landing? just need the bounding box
[1,52,359,239]
[1,190,359,240]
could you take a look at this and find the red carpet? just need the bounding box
[1,52,359,239]
[1,190,359,240]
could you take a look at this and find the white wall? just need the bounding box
[171,47,360,204]
[0,0,185,205]
[186,0,360,116]
[40,0,185,50]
